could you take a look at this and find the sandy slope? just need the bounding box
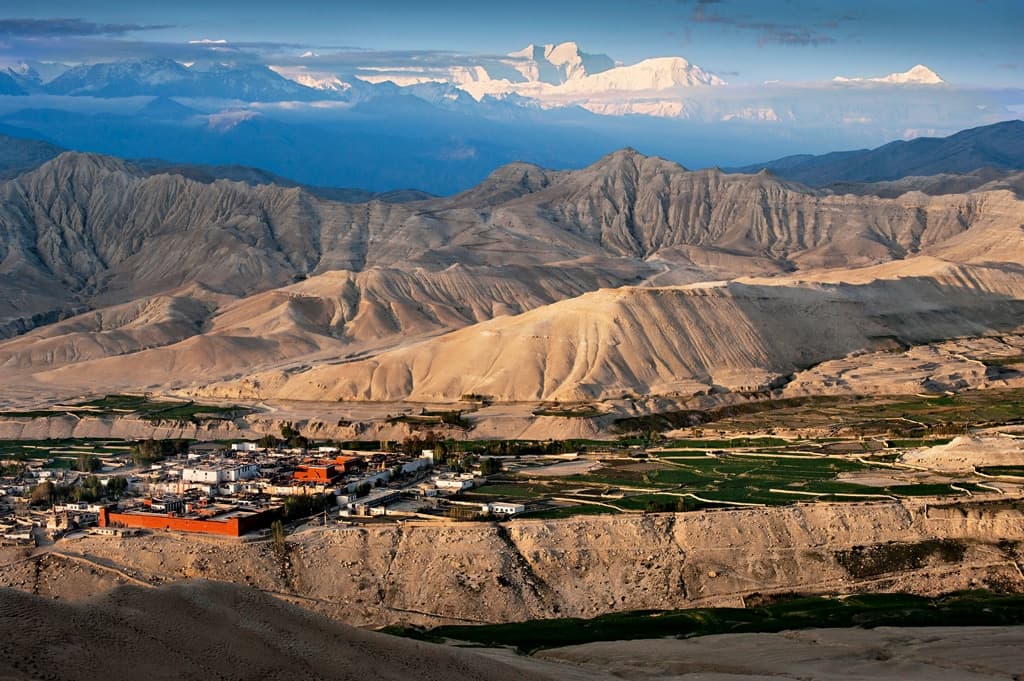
[203,260,1024,403]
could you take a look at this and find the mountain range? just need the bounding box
[1,122,1023,426]
[0,42,1017,196]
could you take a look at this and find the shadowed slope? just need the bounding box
[0,580,556,681]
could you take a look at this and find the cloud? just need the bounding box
[690,6,839,47]
[0,18,172,38]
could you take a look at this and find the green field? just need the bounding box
[473,447,984,514]
[386,591,1024,653]
[560,453,970,506]
[517,505,620,519]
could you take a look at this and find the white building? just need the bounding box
[432,473,475,492]
[231,442,259,452]
[181,463,259,484]
[483,502,526,516]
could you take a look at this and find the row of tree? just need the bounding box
[28,475,130,507]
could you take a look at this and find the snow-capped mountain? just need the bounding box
[557,57,725,92]
[347,41,725,115]
[268,65,352,93]
[42,57,340,101]
[504,42,616,84]
[450,47,726,118]
[833,64,945,85]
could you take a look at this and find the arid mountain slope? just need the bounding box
[202,260,1024,402]
[2,147,1024,406]
[4,147,1020,334]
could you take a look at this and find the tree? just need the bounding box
[106,475,129,499]
[355,482,371,498]
[29,481,55,506]
[279,422,309,450]
[75,475,103,502]
[480,457,502,475]
[281,493,333,521]
[77,453,101,473]
[270,520,288,559]
[258,434,280,449]
[131,439,188,465]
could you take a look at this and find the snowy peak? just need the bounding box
[834,64,945,85]
[883,64,945,84]
[506,41,615,84]
[563,56,725,92]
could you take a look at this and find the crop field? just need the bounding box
[469,431,1008,516]
[0,438,136,470]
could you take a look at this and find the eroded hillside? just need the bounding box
[3,499,1021,627]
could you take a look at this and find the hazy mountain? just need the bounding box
[737,119,1024,185]
[0,101,617,195]
[824,168,1024,199]
[43,57,331,101]
[0,71,27,96]
[0,132,64,178]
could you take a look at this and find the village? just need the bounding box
[0,431,531,546]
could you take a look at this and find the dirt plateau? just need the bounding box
[2,497,1022,628]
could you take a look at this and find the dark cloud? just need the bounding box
[690,6,839,47]
[0,18,172,38]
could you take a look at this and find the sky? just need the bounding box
[0,0,1021,87]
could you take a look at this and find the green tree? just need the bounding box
[258,434,280,449]
[130,439,189,465]
[480,457,502,475]
[270,520,288,559]
[77,453,101,473]
[29,481,55,506]
[355,482,371,498]
[106,475,129,499]
[281,493,333,521]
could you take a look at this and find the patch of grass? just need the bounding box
[978,466,1024,477]
[517,505,620,519]
[386,591,1024,654]
[979,355,1024,367]
[885,438,954,448]
[532,406,601,418]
